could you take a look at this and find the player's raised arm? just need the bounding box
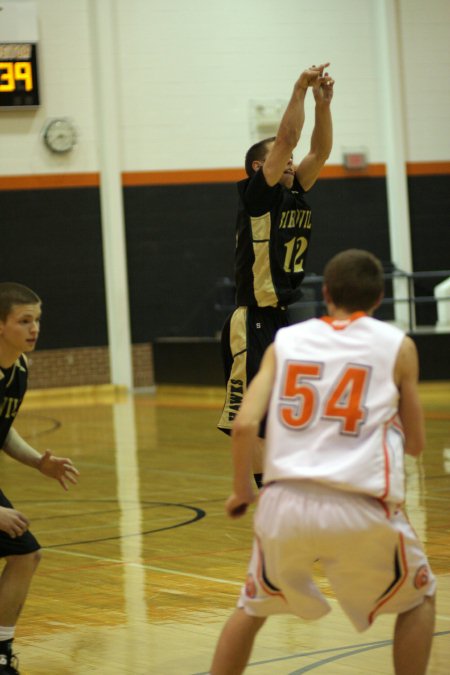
[263,64,330,187]
[296,69,334,191]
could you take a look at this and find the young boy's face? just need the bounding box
[0,303,42,355]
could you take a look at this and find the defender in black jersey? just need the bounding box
[218,63,334,485]
[0,283,79,674]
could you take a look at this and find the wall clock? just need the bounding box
[42,118,77,153]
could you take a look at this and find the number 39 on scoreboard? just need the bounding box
[0,43,40,108]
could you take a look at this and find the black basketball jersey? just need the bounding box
[234,169,313,307]
[0,354,28,448]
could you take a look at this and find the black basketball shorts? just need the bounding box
[217,305,289,437]
[0,490,41,557]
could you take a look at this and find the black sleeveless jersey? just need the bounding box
[234,169,313,307]
[0,354,28,448]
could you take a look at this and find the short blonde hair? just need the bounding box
[0,282,41,321]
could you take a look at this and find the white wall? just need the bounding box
[399,0,450,160]
[0,0,449,176]
[0,0,96,173]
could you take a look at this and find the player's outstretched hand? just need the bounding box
[313,72,335,104]
[0,505,29,538]
[38,450,80,491]
[297,62,330,90]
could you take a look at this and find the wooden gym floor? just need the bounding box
[2,381,449,674]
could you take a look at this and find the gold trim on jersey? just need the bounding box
[4,358,26,387]
[0,356,27,385]
[218,307,248,431]
[6,363,17,388]
[250,213,277,307]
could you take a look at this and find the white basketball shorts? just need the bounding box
[237,480,436,631]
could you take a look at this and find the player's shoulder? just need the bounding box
[291,175,307,196]
[240,170,279,198]
[364,315,405,338]
[0,354,28,377]
[18,354,29,370]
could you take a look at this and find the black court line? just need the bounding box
[192,631,450,675]
[19,497,224,521]
[20,413,61,438]
[287,631,450,674]
[23,500,206,548]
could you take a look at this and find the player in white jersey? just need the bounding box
[264,312,407,502]
[209,249,436,675]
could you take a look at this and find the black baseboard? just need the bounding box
[153,332,450,387]
[153,338,224,386]
[410,332,450,381]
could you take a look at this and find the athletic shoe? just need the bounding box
[0,651,20,674]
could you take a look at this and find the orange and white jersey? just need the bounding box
[264,313,406,504]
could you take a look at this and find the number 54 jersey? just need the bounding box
[264,313,407,505]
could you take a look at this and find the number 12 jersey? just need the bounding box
[235,170,313,308]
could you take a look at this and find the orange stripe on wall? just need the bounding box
[121,161,450,183]
[0,161,449,190]
[314,161,450,178]
[320,163,386,178]
[0,173,100,190]
[406,161,450,176]
[122,168,246,185]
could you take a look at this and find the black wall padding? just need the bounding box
[1,174,448,348]
[0,187,107,349]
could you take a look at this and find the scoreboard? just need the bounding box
[0,42,40,108]
[0,0,40,109]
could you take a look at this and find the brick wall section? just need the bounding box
[131,343,154,388]
[27,343,154,390]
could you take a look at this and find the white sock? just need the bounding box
[0,626,15,643]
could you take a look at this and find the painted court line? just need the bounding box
[45,547,242,586]
[193,632,450,675]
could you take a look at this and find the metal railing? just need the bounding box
[298,269,450,333]
[212,269,450,336]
